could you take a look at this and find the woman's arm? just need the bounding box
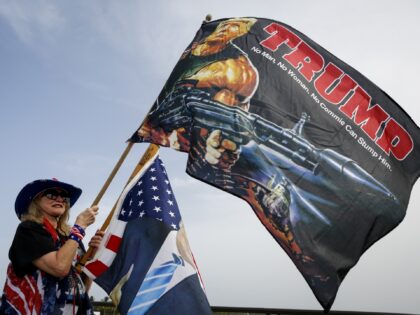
[33,238,79,277]
[33,205,99,278]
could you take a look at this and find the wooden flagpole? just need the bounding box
[78,11,212,275]
[76,143,160,272]
[90,142,134,207]
[95,143,159,231]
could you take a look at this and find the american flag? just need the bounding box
[84,154,182,278]
[118,159,181,229]
[83,152,211,315]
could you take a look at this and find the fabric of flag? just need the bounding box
[129,17,420,311]
[83,152,212,315]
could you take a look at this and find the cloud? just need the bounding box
[170,176,199,188]
[77,2,200,74]
[45,152,118,190]
[0,1,65,46]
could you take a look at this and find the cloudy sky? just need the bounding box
[0,1,419,313]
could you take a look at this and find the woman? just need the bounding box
[0,178,103,314]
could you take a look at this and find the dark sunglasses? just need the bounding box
[41,189,70,203]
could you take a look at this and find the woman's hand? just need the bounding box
[75,205,99,229]
[88,230,105,257]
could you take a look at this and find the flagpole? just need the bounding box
[78,11,210,275]
[204,14,212,22]
[76,143,160,272]
[97,143,160,231]
[90,142,134,207]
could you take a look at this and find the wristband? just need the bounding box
[73,224,86,236]
[69,233,83,244]
[69,224,85,244]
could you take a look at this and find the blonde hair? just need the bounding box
[21,195,71,235]
[216,18,257,34]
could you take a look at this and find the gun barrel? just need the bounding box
[190,99,320,171]
[317,149,395,199]
[153,91,394,200]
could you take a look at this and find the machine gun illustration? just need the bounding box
[148,87,396,201]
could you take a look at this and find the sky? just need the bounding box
[0,0,419,313]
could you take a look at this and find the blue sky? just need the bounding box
[0,1,419,313]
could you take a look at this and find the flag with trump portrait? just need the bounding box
[83,151,212,315]
[129,17,420,310]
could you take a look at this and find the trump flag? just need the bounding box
[129,17,420,310]
[83,151,212,315]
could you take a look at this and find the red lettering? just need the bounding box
[314,63,357,104]
[283,42,324,82]
[260,23,301,51]
[376,119,414,160]
[259,22,414,160]
[340,87,389,140]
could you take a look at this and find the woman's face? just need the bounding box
[37,189,69,219]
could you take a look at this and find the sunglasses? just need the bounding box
[41,189,70,204]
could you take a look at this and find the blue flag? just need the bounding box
[83,152,212,315]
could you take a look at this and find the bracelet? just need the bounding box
[73,224,86,236]
[69,233,83,244]
[69,224,85,244]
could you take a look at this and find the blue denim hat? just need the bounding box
[15,179,82,219]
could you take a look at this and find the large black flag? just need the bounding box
[130,17,420,310]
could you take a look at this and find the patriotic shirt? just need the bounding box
[0,221,93,314]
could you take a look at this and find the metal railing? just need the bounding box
[91,302,417,315]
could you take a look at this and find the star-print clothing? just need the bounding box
[0,220,93,314]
